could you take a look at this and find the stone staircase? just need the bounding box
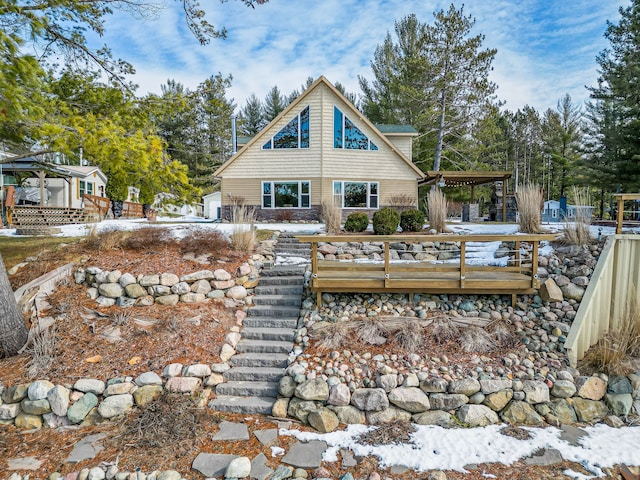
[209,234,310,414]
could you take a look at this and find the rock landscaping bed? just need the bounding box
[1,228,639,480]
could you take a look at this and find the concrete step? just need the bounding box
[252,294,302,307]
[236,339,293,354]
[247,305,301,318]
[260,266,306,277]
[224,367,284,382]
[208,395,275,414]
[230,352,290,368]
[258,275,304,286]
[242,327,295,342]
[242,317,298,329]
[215,381,279,397]
[254,284,303,296]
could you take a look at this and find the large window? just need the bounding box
[79,180,94,197]
[333,181,378,209]
[263,106,310,149]
[262,181,310,208]
[333,106,378,150]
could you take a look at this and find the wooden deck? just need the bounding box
[296,234,558,305]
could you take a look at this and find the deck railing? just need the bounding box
[565,234,640,366]
[296,233,557,306]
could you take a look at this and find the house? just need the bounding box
[203,191,222,220]
[2,156,107,209]
[214,76,424,221]
[542,200,595,222]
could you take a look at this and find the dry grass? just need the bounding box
[321,201,342,234]
[425,188,448,233]
[229,204,257,252]
[580,295,640,375]
[24,325,57,379]
[392,319,423,353]
[431,316,460,344]
[354,317,391,345]
[459,326,496,353]
[562,186,592,245]
[388,193,415,212]
[516,184,543,234]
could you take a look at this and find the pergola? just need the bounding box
[418,170,513,222]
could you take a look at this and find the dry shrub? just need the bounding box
[229,204,256,252]
[321,201,342,235]
[516,184,543,234]
[84,227,131,251]
[123,227,171,252]
[431,316,459,344]
[114,393,218,450]
[488,321,520,349]
[179,229,229,256]
[317,321,354,350]
[388,193,415,212]
[393,319,423,353]
[24,325,57,379]
[580,296,640,375]
[353,316,390,345]
[459,326,496,353]
[274,209,294,222]
[563,186,592,245]
[356,420,416,446]
[425,188,448,233]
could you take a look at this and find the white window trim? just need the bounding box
[333,181,379,209]
[261,180,311,209]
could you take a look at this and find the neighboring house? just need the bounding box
[203,191,222,220]
[2,157,107,209]
[214,76,424,221]
[542,200,595,222]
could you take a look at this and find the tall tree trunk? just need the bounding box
[433,87,447,172]
[0,253,28,357]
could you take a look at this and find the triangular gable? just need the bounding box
[215,76,424,179]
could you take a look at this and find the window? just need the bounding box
[334,106,378,150]
[262,106,310,149]
[262,181,310,208]
[79,180,94,197]
[333,181,378,209]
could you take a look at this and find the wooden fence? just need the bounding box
[296,233,557,306]
[565,234,640,366]
[82,194,111,220]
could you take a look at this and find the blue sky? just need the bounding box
[87,0,626,113]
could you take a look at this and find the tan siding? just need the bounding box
[221,95,322,179]
[384,135,413,159]
[320,88,420,181]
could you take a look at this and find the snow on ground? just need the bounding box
[282,423,640,477]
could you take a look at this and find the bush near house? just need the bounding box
[344,212,370,232]
[373,207,400,235]
[400,209,425,232]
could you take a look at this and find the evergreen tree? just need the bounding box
[587,1,640,191]
[239,93,265,135]
[359,5,498,172]
[263,85,288,122]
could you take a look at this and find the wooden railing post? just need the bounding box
[531,240,539,288]
[459,240,466,288]
[616,196,625,234]
[311,242,320,306]
[384,242,390,288]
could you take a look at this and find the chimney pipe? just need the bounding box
[231,115,237,155]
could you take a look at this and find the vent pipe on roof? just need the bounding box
[231,115,237,155]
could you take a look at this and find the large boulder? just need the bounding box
[295,378,329,401]
[387,387,430,413]
[500,401,544,426]
[457,404,499,427]
[350,388,389,412]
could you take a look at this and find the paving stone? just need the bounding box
[7,456,43,470]
[341,449,357,468]
[211,421,250,441]
[523,448,563,466]
[64,434,106,464]
[254,428,278,446]
[281,440,328,469]
[192,453,239,478]
[250,453,274,480]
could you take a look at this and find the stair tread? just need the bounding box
[208,395,275,414]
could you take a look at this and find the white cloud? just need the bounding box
[87,0,624,113]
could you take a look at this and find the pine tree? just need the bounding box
[263,86,288,122]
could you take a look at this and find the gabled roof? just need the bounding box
[215,76,424,179]
[2,157,107,183]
